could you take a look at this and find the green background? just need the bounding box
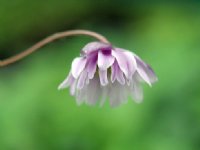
[0,1,200,150]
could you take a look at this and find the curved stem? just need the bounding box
[0,30,110,67]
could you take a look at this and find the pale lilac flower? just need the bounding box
[58,42,157,107]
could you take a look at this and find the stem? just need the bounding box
[0,30,110,67]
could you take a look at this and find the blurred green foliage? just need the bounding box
[0,1,200,150]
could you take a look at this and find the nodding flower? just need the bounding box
[0,29,158,107]
[58,41,158,107]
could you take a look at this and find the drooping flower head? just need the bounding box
[59,42,157,107]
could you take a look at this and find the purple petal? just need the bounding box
[111,61,125,85]
[77,70,88,89]
[116,68,125,85]
[112,50,127,76]
[97,50,115,70]
[112,48,136,79]
[99,69,108,86]
[58,72,75,90]
[82,41,111,54]
[135,56,158,85]
[123,51,137,77]
[86,53,98,79]
[71,57,87,79]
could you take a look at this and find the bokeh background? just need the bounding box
[0,1,200,150]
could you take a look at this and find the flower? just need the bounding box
[58,42,157,107]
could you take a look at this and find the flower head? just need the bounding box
[58,42,157,107]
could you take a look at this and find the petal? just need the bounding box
[77,70,88,89]
[109,82,126,107]
[70,80,77,96]
[76,87,87,105]
[85,76,101,105]
[111,60,125,85]
[58,72,75,90]
[123,51,137,78]
[85,76,90,85]
[100,86,109,107]
[111,61,117,83]
[98,50,115,70]
[86,54,98,79]
[130,74,143,103]
[112,48,137,80]
[82,41,111,54]
[116,68,125,85]
[135,56,158,85]
[99,69,108,86]
[112,49,129,78]
[71,57,87,79]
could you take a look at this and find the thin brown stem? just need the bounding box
[0,30,110,67]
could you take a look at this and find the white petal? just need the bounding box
[76,88,87,105]
[100,86,109,107]
[137,68,151,86]
[77,70,88,89]
[70,80,77,96]
[123,51,137,78]
[58,72,75,90]
[109,82,125,107]
[135,56,158,85]
[99,69,108,86]
[98,51,115,70]
[85,77,101,105]
[121,86,128,104]
[85,76,90,85]
[126,78,132,86]
[111,61,117,83]
[71,57,87,79]
[116,67,125,85]
[130,74,143,103]
[117,84,128,104]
